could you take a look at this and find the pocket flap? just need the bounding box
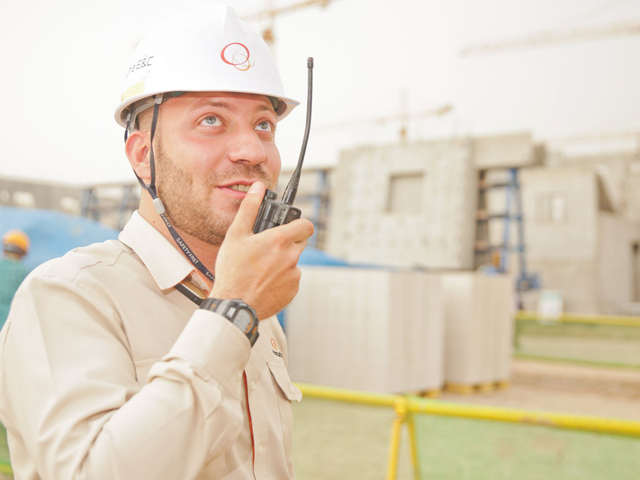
[268,362,303,402]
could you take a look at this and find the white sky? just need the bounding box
[1,0,640,185]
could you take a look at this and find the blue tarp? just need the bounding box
[298,246,350,267]
[0,207,120,270]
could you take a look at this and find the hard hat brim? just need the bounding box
[115,89,300,129]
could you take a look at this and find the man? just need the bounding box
[0,229,30,329]
[0,5,313,480]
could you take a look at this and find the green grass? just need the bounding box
[0,424,11,477]
[414,414,640,480]
[293,398,640,480]
[514,352,640,371]
[514,321,640,368]
[515,321,640,340]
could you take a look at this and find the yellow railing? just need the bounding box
[515,310,640,328]
[295,382,640,480]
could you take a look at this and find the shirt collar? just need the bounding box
[119,211,198,292]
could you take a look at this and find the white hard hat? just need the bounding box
[114,4,299,128]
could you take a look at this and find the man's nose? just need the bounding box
[227,127,267,166]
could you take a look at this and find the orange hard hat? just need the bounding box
[2,229,30,255]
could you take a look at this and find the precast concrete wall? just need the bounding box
[598,213,639,310]
[520,167,599,261]
[519,167,639,313]
[472,132,541,170]
[527,258,600,313]
[625,160,640,223]
[546,150,640,222]
[326,140,477,269]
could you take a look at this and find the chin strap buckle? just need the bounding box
[152,197,165,215]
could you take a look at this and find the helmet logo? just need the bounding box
[221,42,253,71]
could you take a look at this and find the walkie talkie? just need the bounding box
[253,57,314,234]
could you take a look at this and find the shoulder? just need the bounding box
[17,239,144,311]
[30,240,134,282]
[6,240,143,341]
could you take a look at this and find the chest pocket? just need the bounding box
[268,362,302,402]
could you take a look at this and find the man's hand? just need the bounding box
[211,181,314,320]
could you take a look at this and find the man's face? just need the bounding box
[153,92,281,245]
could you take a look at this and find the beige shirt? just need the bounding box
[0,211,302,480]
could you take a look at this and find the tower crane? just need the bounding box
[460,18,640,56]
[312,102,453,141]
[242,0,338,48]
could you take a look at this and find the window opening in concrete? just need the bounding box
[387,172,424,214]
[534,192,566,223]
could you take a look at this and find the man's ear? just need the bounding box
[125,130,151,182]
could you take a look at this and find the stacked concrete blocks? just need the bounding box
[441,272,514,393]
[286,268,515,395]
[286,266,445,394]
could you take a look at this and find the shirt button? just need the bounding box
[258,444,264,454]
[289,385,296,394]
[250,380,257,391]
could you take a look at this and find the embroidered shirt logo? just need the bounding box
[270,338,283,358]
[220,42,253,71]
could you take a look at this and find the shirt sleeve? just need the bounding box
[0,272,251,480]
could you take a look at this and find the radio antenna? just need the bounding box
[281,57,313,206]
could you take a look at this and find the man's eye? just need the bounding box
[255,121,273,132]
[200,116,222,126]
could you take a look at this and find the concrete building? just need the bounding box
[519,167,640,314]
[0,177,139,230]
[544,135,640,223]
[316,131,640,314]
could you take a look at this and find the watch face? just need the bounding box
[235,309,252,334]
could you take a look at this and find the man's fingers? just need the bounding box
[294,239,307,255]
[228,181,266,236]
[276,219,315,244]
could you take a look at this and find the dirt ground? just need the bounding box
[439,358,640,420]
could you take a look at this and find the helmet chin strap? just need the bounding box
[126,94,216,289]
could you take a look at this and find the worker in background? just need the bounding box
[0,229,30,330]
[0,5,313,479]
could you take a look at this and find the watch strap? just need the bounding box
[200,298,260,347]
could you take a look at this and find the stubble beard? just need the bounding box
[154,141,276,246]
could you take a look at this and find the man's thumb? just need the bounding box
[228,181,266,235]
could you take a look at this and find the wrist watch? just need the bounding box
[200,298,260,347]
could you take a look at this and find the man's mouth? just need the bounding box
[226,184,251,193]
